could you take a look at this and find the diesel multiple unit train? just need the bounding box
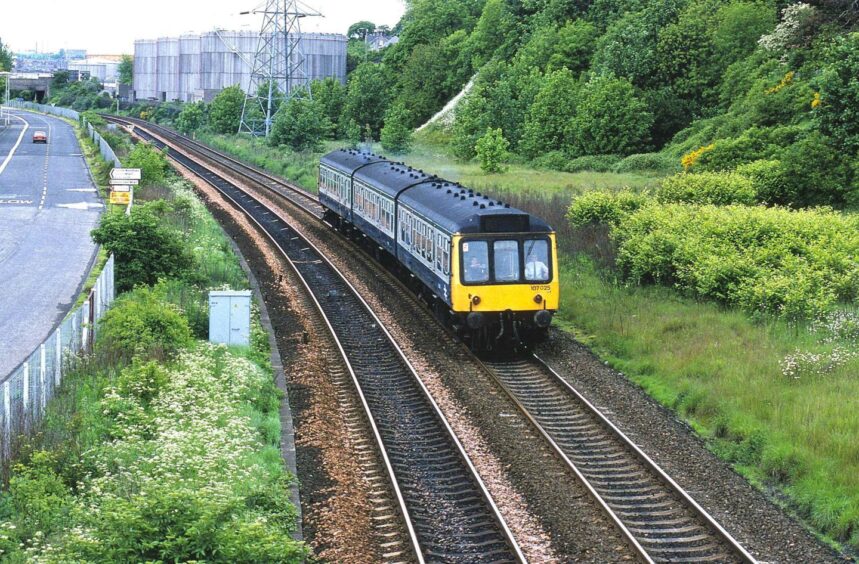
[319,149,559,350]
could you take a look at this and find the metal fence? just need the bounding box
[8,100,122,167]
[0,256,115,462]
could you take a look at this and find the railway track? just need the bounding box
[113,117,757,563]
[481,356,756,564]
[116,118,524,562]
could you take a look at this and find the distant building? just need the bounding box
[132,31,347,103]
[68,55,123,84]
[366,34,399,52]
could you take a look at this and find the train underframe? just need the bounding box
[326,211,551,353]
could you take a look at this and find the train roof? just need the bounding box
[321,149,553,235]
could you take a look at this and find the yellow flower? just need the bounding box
[681,143,715,171]
[765,71,795,95]
[811,92,821,109]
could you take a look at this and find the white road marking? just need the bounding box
[0,114,29,177]
[58,202,104,210]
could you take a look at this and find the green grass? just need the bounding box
[196,131,336,193]
[559,254,859,551]
[386,140,662,199]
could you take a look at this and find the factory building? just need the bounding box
[132,31,347,103]
[68,56,123,83]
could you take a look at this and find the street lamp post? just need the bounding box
[0,72,10,127]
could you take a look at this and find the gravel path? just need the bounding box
[537,330,851,563]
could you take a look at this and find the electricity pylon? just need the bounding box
[239,0,321,136]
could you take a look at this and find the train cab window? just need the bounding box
[494,240,520,282]
[525,239,550,282]
[463,241,489,283]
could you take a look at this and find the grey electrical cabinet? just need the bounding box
[208,290,252,346]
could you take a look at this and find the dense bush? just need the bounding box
[567,190,649,228]
[97,286,193,360]
[91,204,194,292]
[519,68,580,159]
[613,152,679,173]
[612,203,859,318]
[564,154,623,173]
[734,159,789,205]
[657,171,757,205]
[342,63,392,139]
[124,142,169,184]
[175,101,206,135]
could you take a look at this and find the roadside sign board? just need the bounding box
[110,168,142,181]
[109,178,139,186]
[110,185,132,192]
[110,190,131,205]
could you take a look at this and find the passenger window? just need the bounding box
[462,241,489,283]
[494,240,520,282]
[524,239,550,282]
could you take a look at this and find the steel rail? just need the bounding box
[126,122,525,563]
[479,354,758,564]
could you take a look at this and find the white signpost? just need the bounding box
[110,168,142,181]
[109,168,140,214]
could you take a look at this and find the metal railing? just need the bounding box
[1,101,125,466]
[0,256,115,462]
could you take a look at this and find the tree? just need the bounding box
[475,128,510,174]
[571,74,653,156]
[125,142,169,184]
[519,68,581,159]
[348,21,376,40]
[311,77,347,135]
[118,55,133,86]
[91,205,193,293]
[176,102,206,135]
[0,37,11,72]
[816,33,859,152]
[269,93,332,151]
[342,63,392,139]
[52,71,71,90]
[208,85,245,134]
[468,0,518,67]
[380,102,413,154]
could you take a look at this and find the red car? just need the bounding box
[32,131,48,144]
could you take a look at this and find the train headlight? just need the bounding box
[534,310,553,328]
[471,295,481,306]
[534,294,543,304]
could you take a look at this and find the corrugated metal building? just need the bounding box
[133,31,347,102]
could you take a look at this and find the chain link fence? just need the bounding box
[8,100,121,167]
[0,256,115,463]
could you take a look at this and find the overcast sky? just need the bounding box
[1,0,406,54]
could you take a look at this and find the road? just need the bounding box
[0,109,103,378]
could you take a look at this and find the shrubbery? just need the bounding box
[91,203,194,293]
[567,190,649,228]
[97,286,193,360]
[613,152,679,173]
[611,204,859,318]
[124,142,170,185]
[565,154,622,173]
[657,171,757,205]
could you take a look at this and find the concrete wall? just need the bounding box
[133,31,347,102]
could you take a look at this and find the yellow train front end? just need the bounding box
[449,232,559,350]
